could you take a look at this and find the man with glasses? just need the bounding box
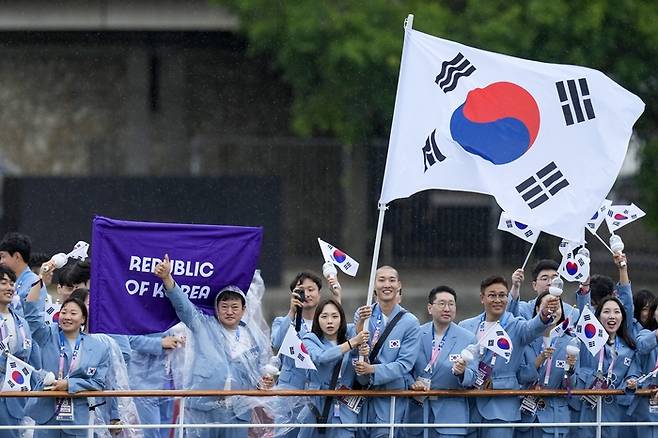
[406,285,477,437]
[459,275,558,438]
[508,259,580,323]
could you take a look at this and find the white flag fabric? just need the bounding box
[379,28,644,242]
[278,325,317,370]
[497,211,539,244]
[2,354,34,391]
[575,306,606,356]
[558,239,581,258]
[549,317,572,340]
[605,203,646,233]
[559,250,590,283]
[479,322,513,363]
[317,238,359,277]
[44,302,61,326]
[586,199,612,234]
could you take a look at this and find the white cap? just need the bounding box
[216,285,246,304]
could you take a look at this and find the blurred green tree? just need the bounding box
[221,0,658,228]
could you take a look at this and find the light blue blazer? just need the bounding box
[24,301,110,435]
[11,267,47,318]
[629,329,658,423]
[272,314,311,389]
[165,283,269,418]
[520,335,579,436]
[405,321,477,436]
[360,303,420,428]
[297,325,363,437]
[0,307,36,422]
[128,333,169,390]
[458,311,548,421]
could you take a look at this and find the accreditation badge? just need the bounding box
[56,398,75,421]
[336,385,364,414]
[475,361,493,389]
[582,372,608,409]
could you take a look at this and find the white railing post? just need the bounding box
[388,396,397,438]
[595,396,602,438]
[177,397,186,438]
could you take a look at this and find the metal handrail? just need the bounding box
[0,387,652,398]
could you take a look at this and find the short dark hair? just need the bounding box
[217,290,245,307]
[289,271,322,292]
[29,252,50,269]
[595,296,635,350]
[68,260,91,286]
[532,259,559,281]
[0,232,31,263]
[480,275,508,293]
[428,285,456,304]
[56,264,75,288]
[311,298,347,344]
[533,290,566,326]
[590,274,615,307]
[0,265,16,282]
[70,288,90,304]
[61,296,88,326]
[646,299,658,331]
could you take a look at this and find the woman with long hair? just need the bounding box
[298,298,369,438]
[575,295,640,438]
[517,291,579,438]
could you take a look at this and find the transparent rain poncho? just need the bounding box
[90,334,143,438]
[163,269,288,437]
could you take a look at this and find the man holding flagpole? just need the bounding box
[354,266,420,438]
[459,275,558,438]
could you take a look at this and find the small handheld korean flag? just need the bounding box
[575,306,606,356]
[44,302,61,326]
[497,211,539,244]
[479,322,513,363]
[559,250,590,283]
[549,317,571,340]
[586,199,612,234]
[317,238,359,277]
[2,354,34,391]
[279,326,316,370]
[605,203,646,233]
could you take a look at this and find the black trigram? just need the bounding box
[588,341,596,348]
[297,353,305,361]
[496,331,504,336]
[288,347,295,355]
[487,340,494,347]
[515,162,569,209]
[343,262,352,270]
[435,53,476,93]
[584,314,591,321]
[422,129,446,172]
[556,78,595,126]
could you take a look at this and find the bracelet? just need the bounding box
[347,339,353,350]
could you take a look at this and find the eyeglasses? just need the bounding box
[432,301,456,309]
[485,293,508,301]
[537,274,559,282]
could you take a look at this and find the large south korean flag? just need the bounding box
[379,27,644,242]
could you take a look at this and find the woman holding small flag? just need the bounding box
[297,298,370,438]
[573,295,640,438]
[517,291,579,438]
[0,265,37,438]
[24,264,111,438]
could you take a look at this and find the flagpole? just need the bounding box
[365,204,388,307]
[521,240,537,270]
[591,231,614,254]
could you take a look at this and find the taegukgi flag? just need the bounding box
[279,325,316,370]
[2,354,34,391]
[89,216,263,335]
[605,202,646,233]
[497,211,539,244]
[379,27,644,242]
[317,238,359,277]
[575,306,606,356]
[479,322,513,363]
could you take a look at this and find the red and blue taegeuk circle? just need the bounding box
[450,82,540,165]
[332,250,346,263]
[497,338,511,350]
[565,261,579,276]
[11,371,24,385]
[584,323,597,338]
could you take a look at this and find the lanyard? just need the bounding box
[597,338,618,380]
[58,331,82,380]
[424,325,448,373]
[371,304,384,345]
